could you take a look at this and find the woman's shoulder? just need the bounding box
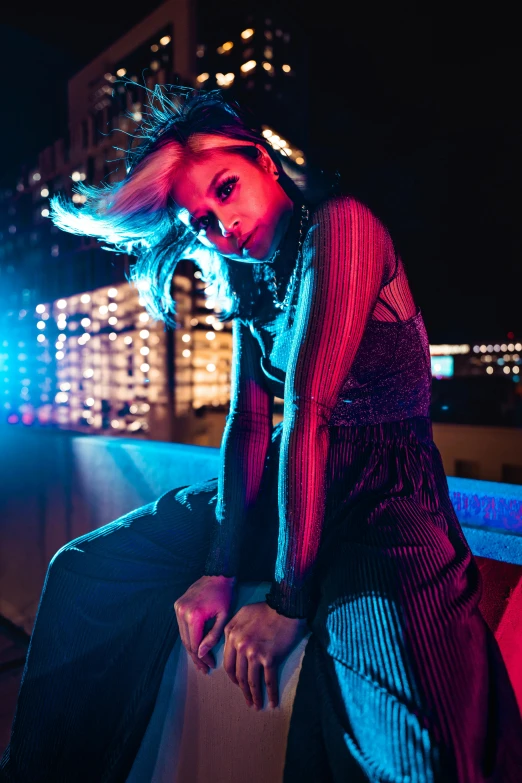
[308,193,381,226]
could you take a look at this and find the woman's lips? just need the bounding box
[242,227,257,251]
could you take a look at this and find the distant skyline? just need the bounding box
[1,2,521,342]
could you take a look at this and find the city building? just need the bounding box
[0,1,312,443]
[2,2,520,443]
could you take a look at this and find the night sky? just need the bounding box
[1,2,520,343]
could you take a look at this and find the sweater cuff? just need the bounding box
[265,579,312,620]
[203,524,241,578]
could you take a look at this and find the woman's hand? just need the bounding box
[217,601,309,710]
[174,574,236,674]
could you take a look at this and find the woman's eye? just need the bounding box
[217,176,239,201]
[197,216,210,231]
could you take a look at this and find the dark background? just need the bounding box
[1,2,520,343]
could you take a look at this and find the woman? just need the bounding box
[2,85,521,782]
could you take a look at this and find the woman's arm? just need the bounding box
[203,318,274,578]
[265,195,390,618]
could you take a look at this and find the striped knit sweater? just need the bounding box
[203,195,420,618]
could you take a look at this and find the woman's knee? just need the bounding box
[47,500,158,575]
[47,481,219,581]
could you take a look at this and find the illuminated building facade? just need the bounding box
[194,10,309,190]
[0,267,234,442]
[0,3,316,442]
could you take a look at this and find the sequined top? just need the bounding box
[203,195,432,618]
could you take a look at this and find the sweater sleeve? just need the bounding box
[265,196,388,618]
[203,317,274,578]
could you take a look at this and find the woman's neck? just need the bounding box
[271,201,303,275]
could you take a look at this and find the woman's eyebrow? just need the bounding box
[176,168,230,228]
[206,168,229,196]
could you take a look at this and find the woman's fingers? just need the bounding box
[244,657,264,709]
[236,652,252,706]
[174,602,209,674]
[223,630,238,685]
[187,611,205,661]
[263,662,279,708]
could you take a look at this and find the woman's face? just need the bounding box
[171,143,294,263]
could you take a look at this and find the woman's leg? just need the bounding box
[0,479,222,783]
[285,536,522,783]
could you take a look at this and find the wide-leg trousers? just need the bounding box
[2,417,522,782]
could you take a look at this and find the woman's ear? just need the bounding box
[255,144,279,179]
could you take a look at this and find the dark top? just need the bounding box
[203,195,432,618]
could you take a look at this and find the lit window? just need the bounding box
[216,73,235,87]
[217,41,234,54]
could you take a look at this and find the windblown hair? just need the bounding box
[50,83,324,327]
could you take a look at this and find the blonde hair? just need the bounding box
[50,84,308,326]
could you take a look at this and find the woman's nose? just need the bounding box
[218,217,240,238]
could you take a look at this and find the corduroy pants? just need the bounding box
[2,417,522,782]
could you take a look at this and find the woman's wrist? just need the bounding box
[204,573,237,584]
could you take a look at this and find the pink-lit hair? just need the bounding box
[49,84,308,327]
